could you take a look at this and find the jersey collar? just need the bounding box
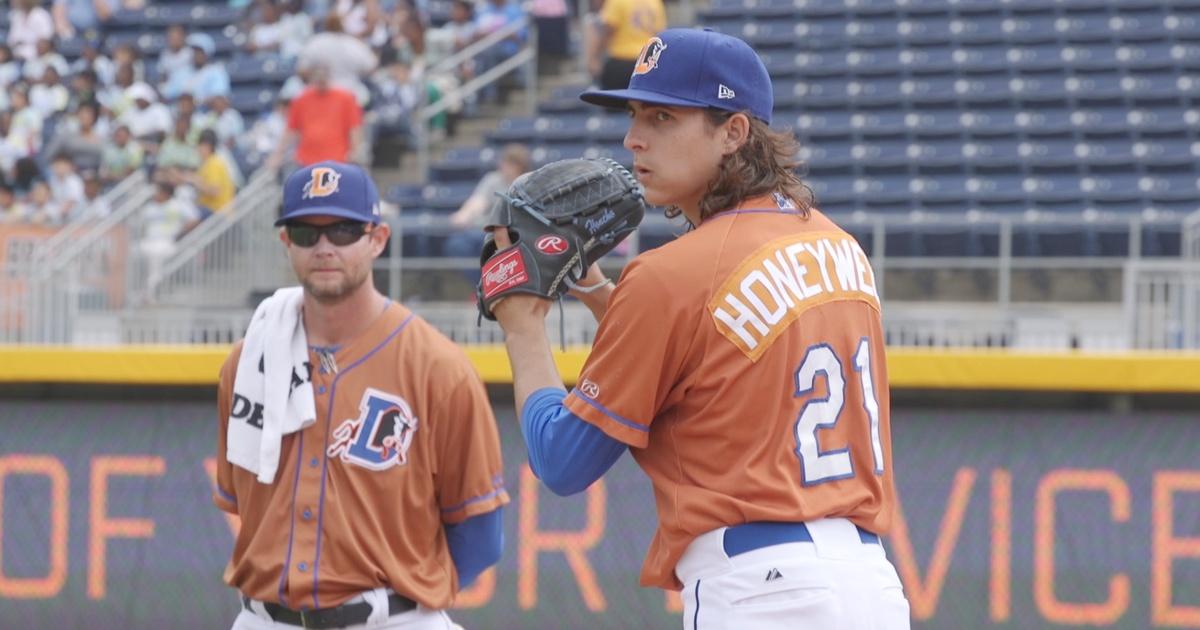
[708,192,805,221]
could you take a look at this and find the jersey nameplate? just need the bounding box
[708,232,880,361]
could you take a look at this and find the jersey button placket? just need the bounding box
[289,374,327,603]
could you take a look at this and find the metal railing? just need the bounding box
[414,14,538,177]
[1185,208,1200,260]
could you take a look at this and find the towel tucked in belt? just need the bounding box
[228,286,316,483]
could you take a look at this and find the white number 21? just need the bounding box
[793,339,885,485]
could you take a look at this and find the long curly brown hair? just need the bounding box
[664,110,813,224]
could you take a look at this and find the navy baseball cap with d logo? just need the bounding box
[276,161,382,226]
[580,28,774,124]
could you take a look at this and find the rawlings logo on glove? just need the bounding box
[476,158,646,321]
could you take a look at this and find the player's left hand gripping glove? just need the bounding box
[477,158,646,321]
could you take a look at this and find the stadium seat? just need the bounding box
[963,136,1023,167]
[387,184,426,208]
[911,170,972,203]
[808,173,858,205]
[1011,70,1071,102]
[854,137,910,167]
[952,43,1012,73]
[795,49,853,76]
[1015,107,1074,134]
[1129,104,1197,133]
[1122,69,1181,101]
[799,143,856,170]
[1075,135,1138,167]
[1111,7,1171,40]
[1140,168,1200,200]
[584,115,628,143]
[1133,136,1197,167]
[853,109,908,136]
[1072,104,1136,133]
[1116,41,1176,70]
[1066,71,1125,101]
[967,171,1028,203]
[1006,42,1064,71]
[908,137,966,167]
[431,147,495,183]
[954,13,1009,44]
[421,182,478,210]
[905,106,964,135]
[1141,219,1184,257]
[229,87,274,115]
[1055,10,1115,42]
[790,109,857,139]
[1021,136,1081,168]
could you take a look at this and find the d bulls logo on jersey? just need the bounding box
[327,388,419,470]
[633,37,667,76]
[302,167,341,199]
[535,235,569,255]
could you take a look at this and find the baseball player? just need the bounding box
[214,161,509,629]
[489,29,910,628]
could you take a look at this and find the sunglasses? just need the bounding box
[285,221,373,247]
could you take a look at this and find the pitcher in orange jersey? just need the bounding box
[214,161,508,629]
[489,29,911,628]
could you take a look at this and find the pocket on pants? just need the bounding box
[697,563,840,628]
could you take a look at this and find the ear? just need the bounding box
[370,222,391,258]
[278,227,289,247]
[721,113,751,156]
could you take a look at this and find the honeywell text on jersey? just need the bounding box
[708,232,881,360]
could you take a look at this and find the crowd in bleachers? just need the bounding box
[0,0,562,239]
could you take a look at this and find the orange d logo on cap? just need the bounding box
[302,167,342,199]
[633,37,667,76]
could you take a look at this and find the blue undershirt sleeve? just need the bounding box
[521,387,627,497]
[443,507,503,588]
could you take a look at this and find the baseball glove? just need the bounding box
[476,158,646,321]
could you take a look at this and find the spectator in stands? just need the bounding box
[48,154,87,223]
[157,25,192,81]
[4,86,43,170]
[69,68,105,115]
[138,179,200,283]
[21,180,56,225]
[188,129,235,215]
[45,102,107,173]
[99,62,136,116]
[298,14,377,105]
[0,184,18,223]
[162,34,232,103]
[473,0,528,103]
[53,0,112,39]
[158,114,200,170]
[245,1,285,55]
[80,175,110,219]
[100,124,143,184]
[587,0,665,90]
[531,0,569,73]
[110,42,145,83]
[369,58,420,144]
[118,82,172,140]
[9,0,55,62]
[30,66,70,117]
[336,0,387,47]
[23,39,69,83]
[384,0,425,60]
[426,0,475,82]
[269,63,364,169]
[0,46,20,91]
[242,96,289,167]
[191,92,242,150]
[443,143,530,259]
[277,0,315,60]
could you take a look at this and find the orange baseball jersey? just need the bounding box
[213,302,509,610]
[563,193,896,590]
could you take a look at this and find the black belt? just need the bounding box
[723,521,881,557]
[242,593,418,629]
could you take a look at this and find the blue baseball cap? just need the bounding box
[277,161,382,226]
[580,28,774,124]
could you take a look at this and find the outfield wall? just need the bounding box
[0,349,1197,629]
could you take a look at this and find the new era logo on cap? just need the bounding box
[580,28,774,124]
[277,161,382,226]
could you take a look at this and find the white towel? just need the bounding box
[228,286,316,483]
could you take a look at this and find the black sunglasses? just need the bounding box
[285,221,373,247]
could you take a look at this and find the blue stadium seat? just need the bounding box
[908,137,966,166]
[538,96,588,115]
[1015,107,1074,134]
[1165,7,1200,40]
[585,115,628,143]
[964,136,1022,167]
[898,45,957,74]
[421,182,478,210]
[853,109,908,136]
[530,143,590,166]
[229,87,274,115]
[1116,41,1176,69]
[431,147,495,182]
[1171,41,1200,67]
[1080,172,1143,202]
[1059,42,1118,70]
[853,76,907,106]
[800,143,856,170]
[1133,136,1197,167]
[227,55,293,85]
[900,14,957,44]
[1066,71,1126,101]
[900,76,959,105]
[951,43,1012,73]
[1006,42,1064,71]
[485,117,538,144]
[1075,136,1137,167]
[582,144,632,167]
[740,22,806,48]
[955,13,1009,44]
[1072,104,1135,133]
[846,15,900,44]
[856,170,913,207]
[967,172,1027,202]
[794,49,852,76]
[796,15,853,44]
[961,104,1021,134]
[1111,7,1171,40]
[905,106,964,135]
[1021,136,1079,167]
[1011,71,1071,102]
[791,109,857,138]
[844,48,902,76]
[1140,168,1200,200]
[759,50,803,78]
[1123,70,1185,102]
[855,137,909,167]
[953,74,1014,104]
[1141,219,1184,257]
[107,7,149,30]
[911,170,971,203]
[776,76,856,108]
[808,173,858,205]
[745,0,803,18]
[1128,105,1196,134]
[144,4,193,27]
[386,183,425,208]
[1055,10,1116,42]
[57,37,88,60]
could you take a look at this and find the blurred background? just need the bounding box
[0,0,1198,627]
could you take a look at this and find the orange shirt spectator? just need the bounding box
[287,85,363,165]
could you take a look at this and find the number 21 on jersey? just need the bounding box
[793,338,885,485]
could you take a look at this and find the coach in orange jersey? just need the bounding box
[490,28,911,628]
[214,161,508,629]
